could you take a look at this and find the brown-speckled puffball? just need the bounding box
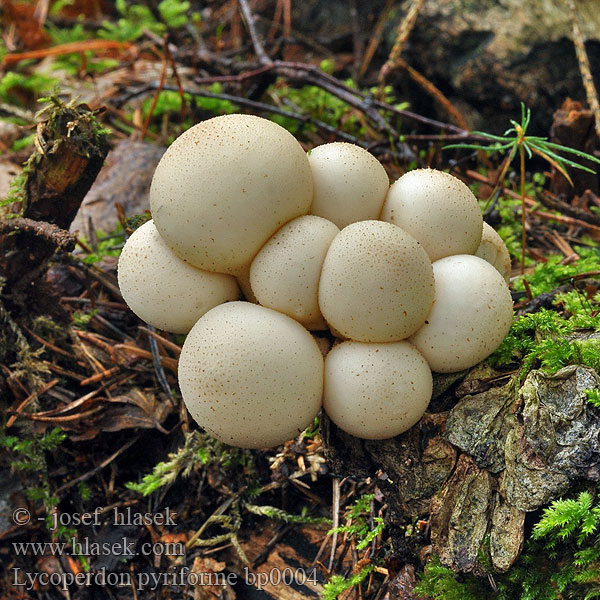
[381,169,483,262]
[318,220,434,342]
[410,254,513,373]
[323,340,432,439]
[178,302,324,449]
[149,114,313,275]
[476,222,512,283]
[117,220,239,334]
[250,215,340,330]
[308,142,390,229]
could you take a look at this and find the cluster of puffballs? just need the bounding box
[117,113,514,449]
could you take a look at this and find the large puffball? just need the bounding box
[178,302,324,449]
[381,168,483,262]
[323,341,432,439]
[150,114,313,274]
[410,255,513,373]
[318,220,434,342]
[308,142,389,229]
[476,222,512,283]
[117,220,239,334]
[250,215,339,330]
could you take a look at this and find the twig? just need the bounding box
[328,478,341,573]
[359,0,396,79]
[55,436,141,495]
[0,217,75,252]
[146,324,173,396]
[378,0,426,85]
[238,0,272,65]
[568,0,600,139]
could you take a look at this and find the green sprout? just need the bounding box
[445,103,600,274]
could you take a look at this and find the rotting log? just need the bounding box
[0,97,110,311]
[0,98,109,378]
[322,364,600,575]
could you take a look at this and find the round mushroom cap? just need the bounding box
[117,220,239,334]
[318,220,434,342]
[150,114,314,274]
[178,302,324,449]
[250,215,340,329]
[409,254,514,373]
[308,142,389,229]
[381,168,483,262]
[323,340,432,439]
[475,222,512,283]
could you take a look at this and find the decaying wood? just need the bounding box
[0,98,109,309]
[323,365,600,574]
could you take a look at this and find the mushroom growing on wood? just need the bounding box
[410,254,513,373]
[324,340,432,439]
[250,215,340,329]
[178,302,324,449]
[308,142,389,229]
[117,220,239,334]
[476,222,512,283]
[318,220,434,342]
[149,114,314,274]
[381,168,483,262]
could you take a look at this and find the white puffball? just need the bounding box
[410,255,513,373]
[250,215,340,329]
[475,222,512,283]
[323,341,432,439]
[178,302,324,449]
[381,168,483,262]
[308,142,389,229]
[117,220,239,333]
[318,220,434,342]
[150,114,313,274]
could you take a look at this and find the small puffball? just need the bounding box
[117,220,239,334]
[308,142,389,229]
[250,215,340,329]
[476,222,512,283]
[318,220,434,342]
[381,168,483,262]
[323,341,432,439]
[178,302,324,449]
[410,255,513,373]
[150,114,313,274]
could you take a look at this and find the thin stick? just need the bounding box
[328,478,341,573]
[520,145,526,275]
[569,0,600,139]
[378,0,426,85]
[238,0,272,65]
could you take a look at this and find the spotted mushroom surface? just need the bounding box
[250,215,340,330]
[178,301,324,449]
[323,340,432,439]
[476,222,512,283]
[149,113,313,275]
[381,168,483,262]
[410,254,514,373]
[308,142,390,229]
[318,220,435,342]
[117,220,239,334]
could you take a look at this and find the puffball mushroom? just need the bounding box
[381,168,483,262]
[149,113,313,275]
[308,142,390,229]
[117,220,239,334]
[475,222,512,283]
[318,220,435,342]
[323,340,432,439]
[410,254,513,373]
[178,302,324,449]
[250,215,340,329]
